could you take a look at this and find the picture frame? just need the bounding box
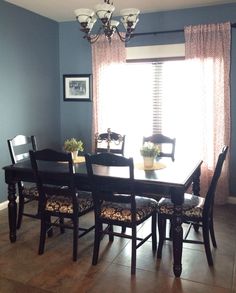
[63,74,92,101]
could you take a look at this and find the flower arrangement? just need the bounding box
[63,138,84,153]
[140,142,160,158]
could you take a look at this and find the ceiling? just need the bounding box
[5,0,236,22]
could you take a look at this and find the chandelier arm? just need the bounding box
[85,26,104,43]
[115,27,132,42]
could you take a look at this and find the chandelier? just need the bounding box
[74,0,140,43]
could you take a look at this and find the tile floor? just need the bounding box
[0,203,236,292]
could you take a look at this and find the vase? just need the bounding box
[71,151,78,161]
[143,156,154,169]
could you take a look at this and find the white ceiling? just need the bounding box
[5,0,236,22]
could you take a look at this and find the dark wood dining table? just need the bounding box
[3,156,202,278]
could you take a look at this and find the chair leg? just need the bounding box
[209,219,217,248]
[92,222,102,265]
[60,217,65,234]
[202,224,213,266]
[121,227,126,233]
[38,216,47,255]
[131,225,137,275]
[157,216,166,258]
[152,213,157,251]
[47,216,53,237]
[169,220,173,239]
[108,225,114,242]
[73,219,78,261]
[16,196,24,229]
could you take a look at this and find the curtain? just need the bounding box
[184,22,231,204]
[91,33,126,151]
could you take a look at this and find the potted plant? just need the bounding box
[64,138,84,160]
[140,142,160,168]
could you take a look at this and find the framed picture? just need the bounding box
[63,74,92,101]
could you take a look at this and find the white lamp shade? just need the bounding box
[110,20,119,27]
[74,8,94,23]
[120,8,140,23]
[121,18,139,29]
[95,3,115,20]
[87,16,97,30]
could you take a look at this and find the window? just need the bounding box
[97,44,189,159]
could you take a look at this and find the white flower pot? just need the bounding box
[72,151,78,161]
[143,156,154,168]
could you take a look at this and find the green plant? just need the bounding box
[64,138,84,153]
[140,142,160,157]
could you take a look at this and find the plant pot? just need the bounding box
[71,151,78,161]
[143,156,154,169]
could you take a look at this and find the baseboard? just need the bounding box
[227,196,236,204]
[0,200,8,211]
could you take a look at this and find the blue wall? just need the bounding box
[0,2,60,202]
[59,3,236,195]
[59,23,93,152]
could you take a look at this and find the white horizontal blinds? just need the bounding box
[152,62,163,135]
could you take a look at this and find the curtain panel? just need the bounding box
[91,34,126,151]
[184,22,231,204]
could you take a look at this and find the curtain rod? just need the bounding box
[133,22,236,37]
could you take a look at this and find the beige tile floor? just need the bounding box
[0,202,236,292]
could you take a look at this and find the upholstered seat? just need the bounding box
[157,193,205,218]
[101,196,157,222]
[45,191,93,214]
[22,186,39,199]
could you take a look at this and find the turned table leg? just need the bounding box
[171,189,184,277]
[8,183,17,243]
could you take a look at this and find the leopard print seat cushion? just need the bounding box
[45,191,93,214]
[22,185,39,198]
[157,193,205,219]
[100,196,158,223]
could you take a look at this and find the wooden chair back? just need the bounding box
[85,152,135,220]
[143,134,176,161]
[95,129,125,156]
[203,145,228,219]
[8,134,37,164]
[29,149,76,210]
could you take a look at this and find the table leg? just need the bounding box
[8,183,17,243]
[171,189,184,277]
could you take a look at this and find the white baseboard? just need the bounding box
[227,196,236,204]
[0,200,8,211]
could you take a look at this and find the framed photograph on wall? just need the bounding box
[63,74,92,101]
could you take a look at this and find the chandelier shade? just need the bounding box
[74,0,140,43]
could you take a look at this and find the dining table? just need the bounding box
[3,155,202,278]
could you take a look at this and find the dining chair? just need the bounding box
[95,128,126,156]
[7,134,39,229]
[30,148,94,261]
[85,152,157,275]
[157,145,228,265]
[143,134,176,161]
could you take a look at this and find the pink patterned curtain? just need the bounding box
[91,34,126,151]
[184,22,231,204]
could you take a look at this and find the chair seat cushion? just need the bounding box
[22,185,39,199]
[100,196,158,223]
[45,191,93,214]
[157,193,205,219]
